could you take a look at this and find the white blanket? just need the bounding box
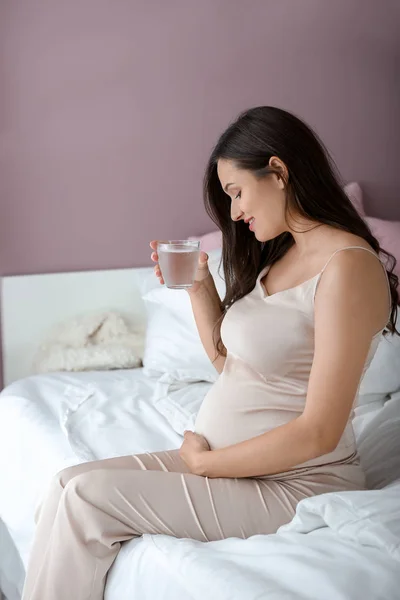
[0,371,399,600]
[0,371,182,567]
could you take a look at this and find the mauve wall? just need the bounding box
[1,0,400,279]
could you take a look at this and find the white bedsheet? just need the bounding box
[0,371,399,600]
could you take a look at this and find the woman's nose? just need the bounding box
[231,211,243,222]
[231,202,243,222]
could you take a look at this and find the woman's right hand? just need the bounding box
[149,241,210,292]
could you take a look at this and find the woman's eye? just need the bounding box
[234,191,241,199]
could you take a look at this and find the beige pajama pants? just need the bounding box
[21,449,365,600]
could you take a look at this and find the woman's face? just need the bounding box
[217,158,289,242]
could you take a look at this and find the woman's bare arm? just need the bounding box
[187,272,226,374]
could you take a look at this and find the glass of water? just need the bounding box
[157,240,200,289]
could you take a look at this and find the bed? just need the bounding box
[1,250,400,600]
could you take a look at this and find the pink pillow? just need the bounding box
[364,216,400,279]
[346,182,400,282]
[189,230,222,252]
[344,182,366,216]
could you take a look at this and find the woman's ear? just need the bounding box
[269,156,288,189]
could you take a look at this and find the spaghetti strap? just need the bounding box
[316,246,392,322]
[320,245,380,274]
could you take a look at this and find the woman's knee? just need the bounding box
[34,467,80,525]
[59,470,112,528]
[62,469,110,502]
[56,465,81,488]
[56,460,98,488]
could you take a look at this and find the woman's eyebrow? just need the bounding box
[223,182,235,192]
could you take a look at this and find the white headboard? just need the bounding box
[1,266,152,387]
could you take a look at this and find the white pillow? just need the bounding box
[354,392,400,488]
[140,249,225,382]
[358,312,400,404]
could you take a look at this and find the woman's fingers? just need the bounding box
[153,263,164,284]
[198,251,209,266]
[149,242,164,283]
[150,241,159,263]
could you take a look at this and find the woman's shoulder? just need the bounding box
[315,233,390,335]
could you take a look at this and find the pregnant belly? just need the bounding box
[195,365,358,470]
[194,371,302,450]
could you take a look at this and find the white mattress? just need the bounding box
[0,369,399,600]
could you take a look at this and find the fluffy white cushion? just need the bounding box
[140,249,225,382]
[34,311,144,374]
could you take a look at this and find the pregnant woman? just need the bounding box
[22,106,399,599]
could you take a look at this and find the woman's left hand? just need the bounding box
[179,431,210,476]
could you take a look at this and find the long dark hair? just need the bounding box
[204,106,399,356]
